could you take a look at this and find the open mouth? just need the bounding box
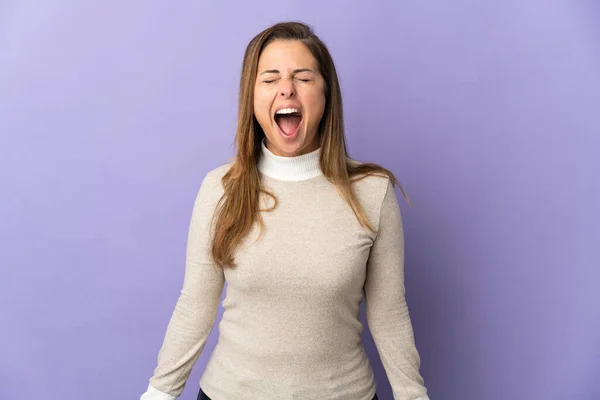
[274,108,303,137]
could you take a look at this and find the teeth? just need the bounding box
[276,108,300,115]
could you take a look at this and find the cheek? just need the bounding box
[318,91,326,113]
[253,89,275,131]
[255,83,274,100]
[306,89,326,118]
[253,88,268,117]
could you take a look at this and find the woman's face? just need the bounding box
[253,40,326,157]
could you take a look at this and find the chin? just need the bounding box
[267,132,310,157]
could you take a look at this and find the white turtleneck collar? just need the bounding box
[257,138,323,181]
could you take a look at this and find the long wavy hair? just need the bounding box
[211,21,409,269]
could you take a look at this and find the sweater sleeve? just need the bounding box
[140,173,225,400]
[364,180,430,400]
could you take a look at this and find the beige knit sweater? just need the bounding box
[140,140,429,400]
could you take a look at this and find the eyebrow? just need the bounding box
[260,68,315,75]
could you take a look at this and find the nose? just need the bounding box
[278,78,295,98]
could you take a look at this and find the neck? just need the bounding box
[257,139,323,181]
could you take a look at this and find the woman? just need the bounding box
[140,21,430,400]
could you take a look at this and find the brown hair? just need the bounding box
[211,21,409,268]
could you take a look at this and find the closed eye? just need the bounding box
[262,77,311,83]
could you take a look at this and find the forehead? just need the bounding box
[257,40,318,69]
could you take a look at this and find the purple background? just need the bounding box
[1,2,599,399]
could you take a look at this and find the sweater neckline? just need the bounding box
[257,138,323,182]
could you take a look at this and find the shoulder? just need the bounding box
[192,160,235,206]
[200,160,235,190]
[346,157,395,217]
[347,157,392,200]
[206,160,235,182]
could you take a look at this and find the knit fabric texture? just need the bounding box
[141,142,429,400]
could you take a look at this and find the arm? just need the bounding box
[364,180,430,400]
[141,174,225,400]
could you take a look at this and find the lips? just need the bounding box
[274,107,303,137]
